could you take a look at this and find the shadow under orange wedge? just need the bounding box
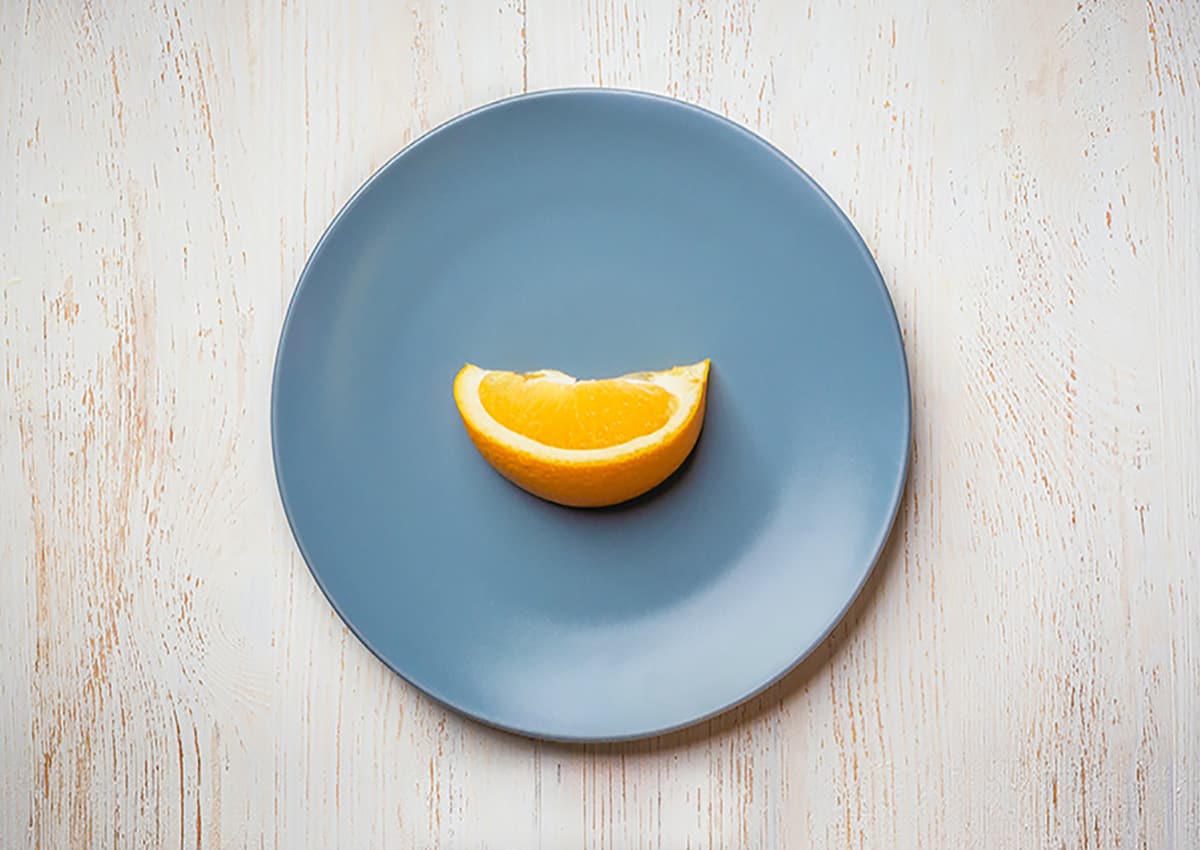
[453,360,710,508]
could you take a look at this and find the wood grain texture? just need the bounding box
[2,1,1197,847]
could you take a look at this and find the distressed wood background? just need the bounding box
[2,1,1198,847]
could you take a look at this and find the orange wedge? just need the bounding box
[453,360,710,507]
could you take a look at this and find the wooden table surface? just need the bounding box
[3,1,1199,847]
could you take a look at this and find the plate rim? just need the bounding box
[270,86,912,742]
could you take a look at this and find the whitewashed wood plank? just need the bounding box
[526,1,1200,848]
[0,1,527,848]
[2,0,1197,848]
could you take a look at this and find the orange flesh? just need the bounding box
[478,371,676,450]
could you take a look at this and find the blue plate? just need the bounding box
[272,89,909,741]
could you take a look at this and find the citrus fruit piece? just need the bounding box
[453,360,710,508]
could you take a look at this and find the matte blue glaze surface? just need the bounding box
[272,89,910,741]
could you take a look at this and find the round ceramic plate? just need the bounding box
[272,89,909,741]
